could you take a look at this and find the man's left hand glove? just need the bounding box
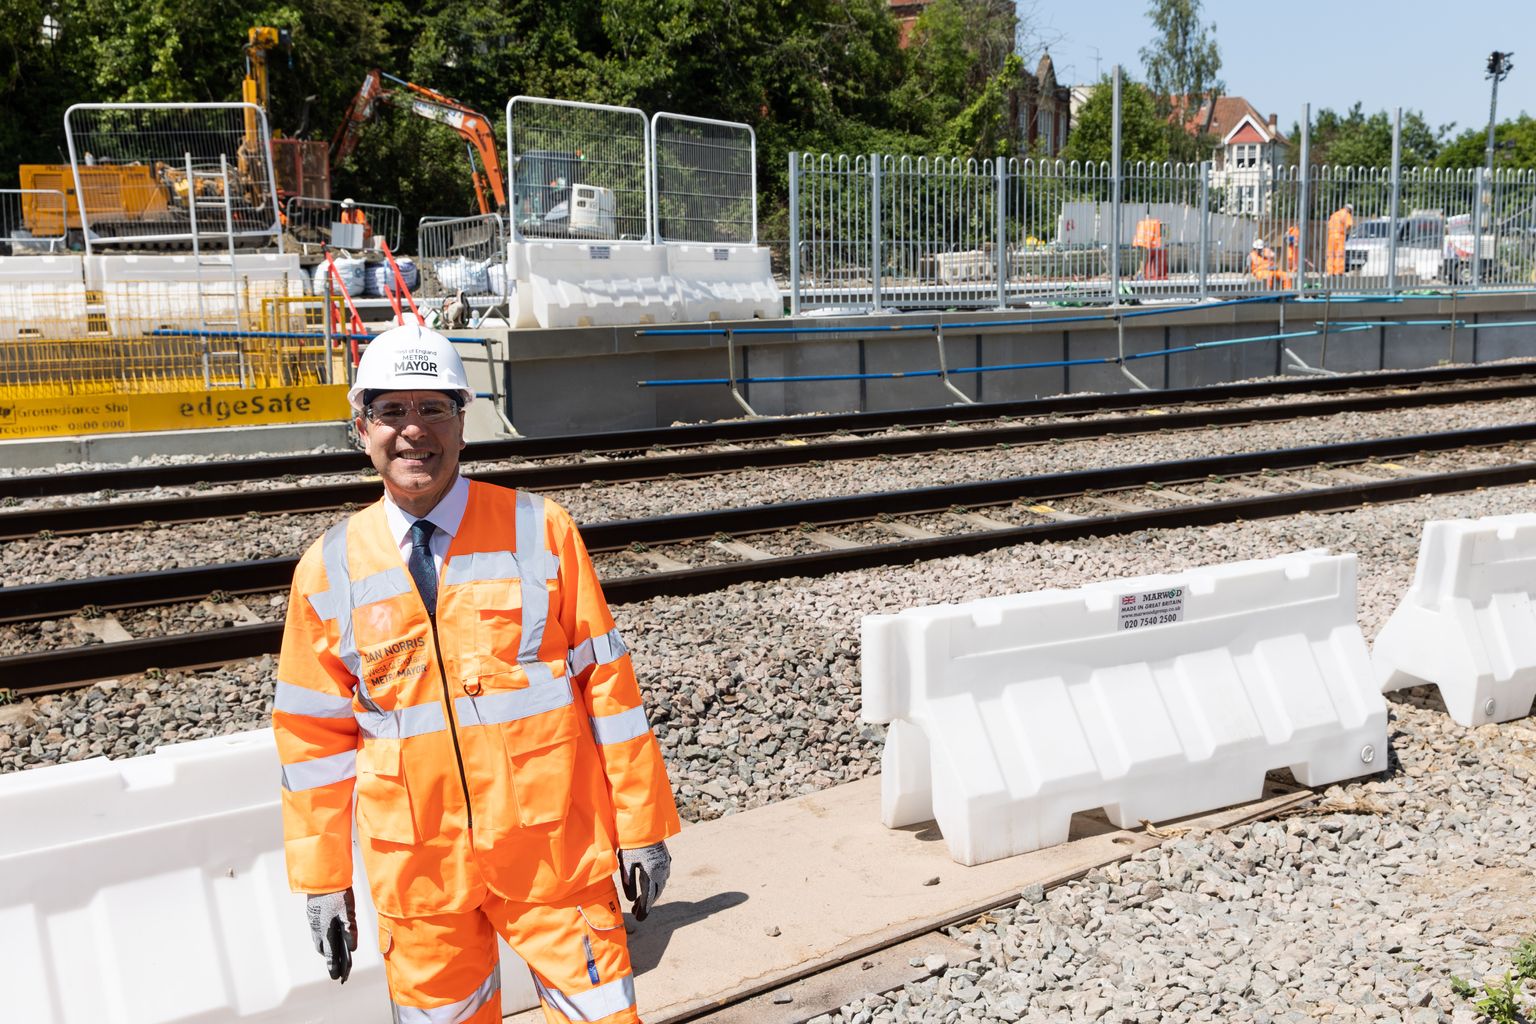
[618,842,671,921]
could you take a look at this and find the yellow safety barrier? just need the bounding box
[0,384,350,439]
[0,284,334,400]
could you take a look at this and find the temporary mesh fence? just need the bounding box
[651,113,756,244]
[416,213,508,303]
[284,196,402,254]
[63,103,282,252]
[506,97,649,243]
[0,190,68,253]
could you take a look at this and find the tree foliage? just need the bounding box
[1138,0,1222,164]
[1437,115,1536,170]
[1,0,1033,235]
[1061,73,1165,166]
[1291,104,1444,168]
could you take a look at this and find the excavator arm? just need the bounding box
[329,70,506,216]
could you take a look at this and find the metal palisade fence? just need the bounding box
[789,154,1536,313]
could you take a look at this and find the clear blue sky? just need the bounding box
[1029,0,1536,140]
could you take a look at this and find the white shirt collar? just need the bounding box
[382,475,471,547]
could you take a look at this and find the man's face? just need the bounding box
[358,390,466,515]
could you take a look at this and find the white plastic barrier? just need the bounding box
[0,254,89,339]
[861,551,1387,866]
[0,730,538,1023]
[524,242,683,328]
[1374,514,1536,726]
[93,254,308,334]
[667,244,783,322]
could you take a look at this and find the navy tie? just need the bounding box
[408,519,438,615]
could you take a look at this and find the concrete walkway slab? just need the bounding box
[509,774,1307,1022]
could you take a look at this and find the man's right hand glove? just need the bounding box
[306,888,358,984]
[618,842,671,921]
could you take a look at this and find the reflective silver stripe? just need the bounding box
[392,964,500,1024]
[280,749,356,791]
[591,705,650,746]
[274,681,354,718]
[568,627,628,677]
[352,566,411,608]
[357,701,448,740]
[443,549,519,586]
[456,674,574,727]
[314,520,387,715]
[534,973,636,1022]
[516,491,555,689]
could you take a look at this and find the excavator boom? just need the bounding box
[330,70,506,215]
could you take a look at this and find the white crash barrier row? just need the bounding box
[0,729,538,1024]
[861,551,1388,866]
[523,241,683,328]
[667,244,783,322]
[91,254,307,334]
[0,255,90,339]
[1374,514,1536,726]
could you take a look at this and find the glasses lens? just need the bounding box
[368,401,409,424]
[366,398,457,425]
[417,400,456,422]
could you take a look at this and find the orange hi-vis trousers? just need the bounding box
[379,878,639,1024]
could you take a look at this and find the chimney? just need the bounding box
[1268,113,1277,128]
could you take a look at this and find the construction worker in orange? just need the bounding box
[273,326,680,1024]
[339,197,372,241]
[1284,224,1301,277]
[1132,214,1168,280]
[1326,202,1354,275]
[1249,238,1292,289]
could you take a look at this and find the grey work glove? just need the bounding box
[306,888,358,983]
[618,841,671,921]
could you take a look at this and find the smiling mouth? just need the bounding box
[396,450,437,464]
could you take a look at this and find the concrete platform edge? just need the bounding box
[0,421,353,470]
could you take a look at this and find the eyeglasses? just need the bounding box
[363,397,460,426]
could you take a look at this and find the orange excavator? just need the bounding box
[330,70,506,216]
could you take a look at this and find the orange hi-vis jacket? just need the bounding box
[273,482,680,918]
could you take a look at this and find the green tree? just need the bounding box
[1291,104,1443,168]
[1138,0,1222,164]
[1061,73,1165,165]
[892,0,1015,141]
[1436,115,1536,169]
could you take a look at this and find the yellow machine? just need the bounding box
[246,26,330,203]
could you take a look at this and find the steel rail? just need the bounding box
[8,428,1536,694]
[7,419,1536,623]
[6,360,1536,501]
[9,379,1536,541]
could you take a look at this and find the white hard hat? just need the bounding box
[348,324,474,410]
[341,197,356,207]
[1253,238,1265,249]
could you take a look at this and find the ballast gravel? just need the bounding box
[7,393,1536,587]
[8,444,1536,1019]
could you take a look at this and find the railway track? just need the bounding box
[9,422,1536,695]
[8,371,1536,540]
[8,360,1534,503]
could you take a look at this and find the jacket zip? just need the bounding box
[427,609,474,831]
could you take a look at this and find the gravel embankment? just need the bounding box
[6,411,1536,1020]
[7,395,1536,588]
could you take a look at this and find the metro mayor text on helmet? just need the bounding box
[346,324,475,409]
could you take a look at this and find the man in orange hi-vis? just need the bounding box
[1132,215,1167,280]
[273,324,680,1024]
[1284,224,1301,276]
[1326,202,1354,275]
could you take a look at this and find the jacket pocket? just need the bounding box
[354,738,417,845]
[501,696,581,827]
